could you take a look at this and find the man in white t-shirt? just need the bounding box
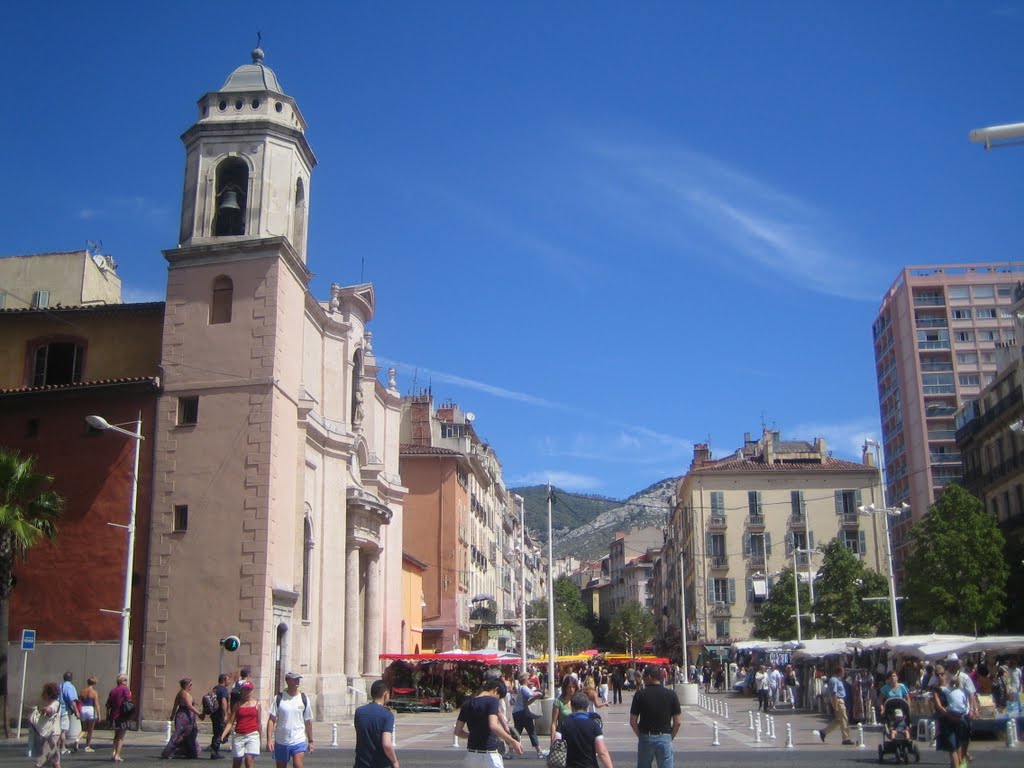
[267,672,314,768]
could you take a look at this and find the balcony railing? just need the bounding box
[747,514,766,529]
[711,604,731,617]
[918,340,951,350]
[914,295,945,306]
[710,556,729,570]
[840,512,861,528]
[795,552,809,566]
[930,452,962,465]
[790,513,807,528]
[748,554,766,569]
[708,516,727,530]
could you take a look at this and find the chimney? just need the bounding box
[691,443,711,468]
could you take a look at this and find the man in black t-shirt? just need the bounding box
[454,677,523,768]
[556,692,613,768]
[629,665,681,768]
[209,674,230,758]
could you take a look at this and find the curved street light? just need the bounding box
[88,413,144,678]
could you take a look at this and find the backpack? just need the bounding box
[120,699,135,718]
[275,691,308,712]
[202,690,219,716]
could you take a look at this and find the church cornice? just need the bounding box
[180,119,317,170]
[163,236,312,289]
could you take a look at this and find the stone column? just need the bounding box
[362,548,382,676]
[344,544,361,679]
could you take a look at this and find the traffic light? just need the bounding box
[220,636,240,652]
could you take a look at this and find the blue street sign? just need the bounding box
[21,629,36,651]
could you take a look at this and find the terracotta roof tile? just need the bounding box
[0,302,164,315]
[0,376,160,397]
[400,444,462,456]
[693,457,869,473]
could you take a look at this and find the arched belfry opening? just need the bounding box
[214,158,248,236]
[292,178,306,255]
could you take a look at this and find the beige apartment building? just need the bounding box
[668,430,886,660]
[0,249,121,308]
[955,283,1024,550]
[608,527,664,617]
[873,264,1021,576]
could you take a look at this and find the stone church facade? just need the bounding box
[141,49,406,722]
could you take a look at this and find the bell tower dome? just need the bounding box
[177,48,316,262]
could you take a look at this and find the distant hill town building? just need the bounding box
[873,264,1021,577]
[662,429,886,663]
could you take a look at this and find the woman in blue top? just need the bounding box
[877,671,910,716]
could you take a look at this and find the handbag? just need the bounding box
[526,699,545,720]
[546,738,567,768]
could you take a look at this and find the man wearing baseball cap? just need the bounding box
[267,673,314,768]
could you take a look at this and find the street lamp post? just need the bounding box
[87,413,144,678]
[545,483,556,697]
[861,438,904,638]
[678,551,688,683]
[791,548,803,642]
[517,494,527,673]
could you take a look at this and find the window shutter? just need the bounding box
[706,532,713,554]
[854,489,863,509]
[809,530,815,549]
[707,578,714,604]
[746,577,753,601]
[834,491,843,516]
[785,532,794,554]
[743,532,751,555]
[765,532,772,556]
[728,578,736,604]
[859,530,867,556]
[755,490,763,513]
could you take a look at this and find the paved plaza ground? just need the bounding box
[4,692,1016,767]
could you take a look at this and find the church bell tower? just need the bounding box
[177,47,315,262]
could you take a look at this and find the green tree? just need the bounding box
[607,601,655,657]
[811,539,890,637]
[525,597,593,654]
[552,576,589,624]
[902,484,1008,634]
[752,566,810,640]
[0,449,63,735]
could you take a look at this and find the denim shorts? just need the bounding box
[273,741,307,761]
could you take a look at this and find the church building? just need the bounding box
[141,48,407,722]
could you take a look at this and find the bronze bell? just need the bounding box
[218,187,241,212]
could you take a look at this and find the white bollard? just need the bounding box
[785,722,794,748]
[331,723,339,748]
[755,718,762,744]
[712,721,720,747]
[748,710,755,730]
[453,730,460,749]
[724,702,729,718]
[166,720,173,742]
[868,705,877,727]
[769,716,777,739]
[756,711,763,735]
[857,722,866,749]
[1013,718,1020,747]
[1007,720,1015,748]
[929,720,937,748]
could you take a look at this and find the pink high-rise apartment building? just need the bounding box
[873,264,1022,576]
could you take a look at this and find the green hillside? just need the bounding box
[510,485,622,541]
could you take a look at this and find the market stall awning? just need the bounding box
[604,654,670,665]
[790,638,859,660]
[380,651,517,664]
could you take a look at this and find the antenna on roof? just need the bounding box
[256,31,262,48]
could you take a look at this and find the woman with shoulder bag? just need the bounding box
[32,683,63,768]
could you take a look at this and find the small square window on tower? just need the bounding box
[177,396,199,426]
[173,505,189,532]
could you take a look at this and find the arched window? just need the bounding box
[209,275,233,324]
[214,158,248,236]
[301,512,314,621]
[292,178,306,255]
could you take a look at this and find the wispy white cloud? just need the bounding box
[123,286,165,303]
[379,357,565,409]
[381,357,693,472]
[509,470,604,492]
[789,418,880,461]
[76,196,168,225]
[582,140,879,302]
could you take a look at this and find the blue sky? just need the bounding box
[4,2,1024,499]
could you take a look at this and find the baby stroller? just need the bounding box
[877,698,919,764]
